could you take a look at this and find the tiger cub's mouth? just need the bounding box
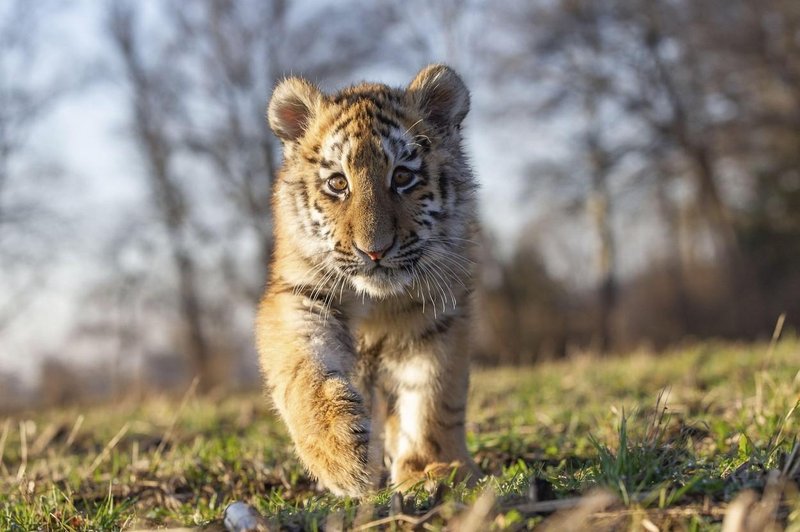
[349,265,413,297]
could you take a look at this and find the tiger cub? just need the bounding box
[256,64,480,496]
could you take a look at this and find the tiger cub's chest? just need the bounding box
[347,295,435,348]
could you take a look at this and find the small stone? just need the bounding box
[223,501,270,532]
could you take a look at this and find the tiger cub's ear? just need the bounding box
[407,64,470,129]
[268,77,323,143]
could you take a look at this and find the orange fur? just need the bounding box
[256,65,480,496]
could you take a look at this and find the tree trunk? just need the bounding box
[588,174,617,354]
[110,5,214,391]
[172,245,212,387]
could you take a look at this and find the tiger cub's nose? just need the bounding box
[355,241,393,262]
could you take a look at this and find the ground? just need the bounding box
[1,338,799,530]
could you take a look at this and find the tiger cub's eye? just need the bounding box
[327,174,349,193]
[392,167,416,189]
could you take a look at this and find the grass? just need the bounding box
[1,337,799,530]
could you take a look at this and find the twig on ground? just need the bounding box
[353,503,448,531]
[64,414,84,450]
[151,376,199,471]
[762,313,786,370]
[455,488,497,532]
[15,421,27,481]
[83,422,130,478]
[0,418,10,476]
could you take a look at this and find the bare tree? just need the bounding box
[107,3,214,389]
[705,0,800,327]
[492,0,641,350]
[487,0,798,346]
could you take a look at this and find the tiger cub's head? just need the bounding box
[268,65,475,299]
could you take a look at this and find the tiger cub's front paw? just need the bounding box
[295,377,375,497]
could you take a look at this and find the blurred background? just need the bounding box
[1,0,798,410]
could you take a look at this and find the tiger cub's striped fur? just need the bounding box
[256,65,480,496]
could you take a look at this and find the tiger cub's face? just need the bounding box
[269,65,474,299]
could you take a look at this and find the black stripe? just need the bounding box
[419,315,456,341]
[332,116,355,136]
[373,110,402,131]
[375,124,393,138]
[359,94,392,110]
[438,170,449,203]
[394,247,423,260]
[395,249,422,264]
[298,185,310,210]
[442,402,466,414]
[398,234,420,250]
